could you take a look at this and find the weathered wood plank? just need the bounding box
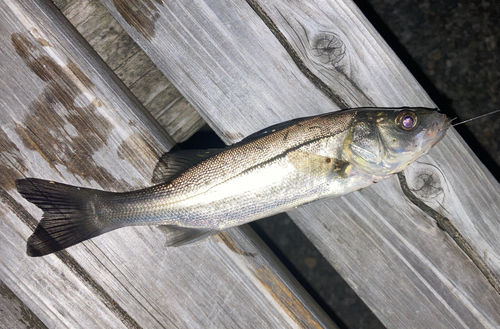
[257,0,500,323]
[0,1,334,328]
[98,0,500,327]
[0,280,47,329]
[105,0,337,142]
[52,0,205,142]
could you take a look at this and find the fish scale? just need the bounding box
[16,107,449,256]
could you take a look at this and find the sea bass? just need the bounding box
[16,107,449,256]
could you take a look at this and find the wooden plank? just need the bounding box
[0,1,335,328]
[0,280,47,329]
[104,0,337,142]
[52,0,205,142]
[98,0,500,327]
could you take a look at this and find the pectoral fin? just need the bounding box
[287,150,349,179]
[157,225,218,247]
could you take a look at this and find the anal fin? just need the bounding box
[157,225,218,247]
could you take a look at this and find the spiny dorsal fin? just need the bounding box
[157,225,218,247]
[152,149,226,184]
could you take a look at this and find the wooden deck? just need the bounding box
[1,0,500,328]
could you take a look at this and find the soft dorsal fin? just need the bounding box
[152,149,226,184]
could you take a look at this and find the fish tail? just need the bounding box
[16,178,112,257]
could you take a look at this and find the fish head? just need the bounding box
[343,107,450,177]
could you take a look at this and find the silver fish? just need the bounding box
[16,107,449,256]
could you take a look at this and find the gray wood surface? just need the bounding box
[98,0,500,327]
[52,0,205,142]
[0,280,47,329]
[0,1,335,328]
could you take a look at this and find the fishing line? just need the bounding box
[451,109,500,127]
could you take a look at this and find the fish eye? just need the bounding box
[395,110,418,131]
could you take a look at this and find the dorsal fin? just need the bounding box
[237,118,304,144]
[152,149,226,184]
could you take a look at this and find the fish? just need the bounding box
[16,107,450,256]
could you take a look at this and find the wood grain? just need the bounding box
[0,0,334,328]
[52,0,205,142]
[0,280,47,329]
[98,0,500,327]
[102,0,338,143]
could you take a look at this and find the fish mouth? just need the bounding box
[436,112,451,138]
[421,112,450,149]
[439,112,452,131]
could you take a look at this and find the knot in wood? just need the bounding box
[311,32,346,66]
[410,168,443,200]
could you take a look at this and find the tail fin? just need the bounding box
[16,178,111,257]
